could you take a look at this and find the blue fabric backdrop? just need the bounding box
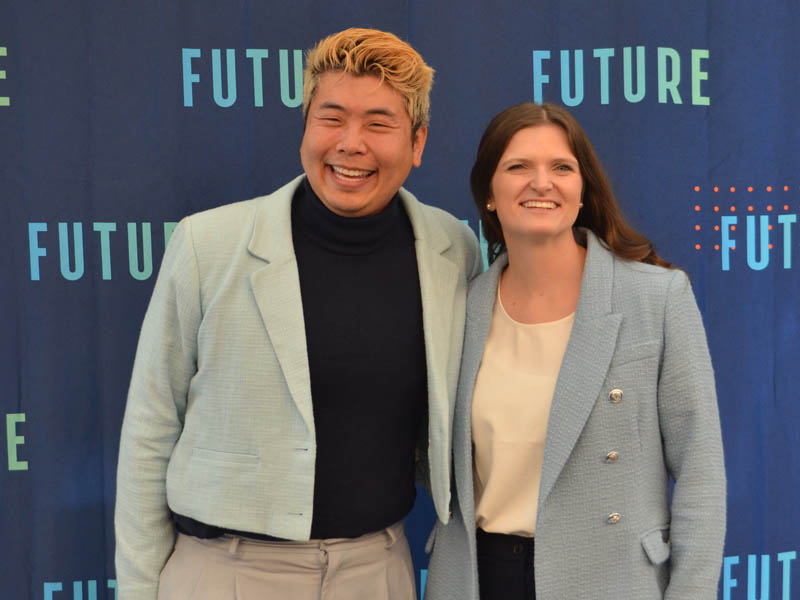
[2,1,798,598]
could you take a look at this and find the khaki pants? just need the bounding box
[157,522,417,600]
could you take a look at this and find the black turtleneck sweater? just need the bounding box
[292,180,427,539]
[174,180,427,541]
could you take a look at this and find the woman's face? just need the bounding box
[488,124,583,246]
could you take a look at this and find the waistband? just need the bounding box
[477,528,535,558]
[178,520,406,558]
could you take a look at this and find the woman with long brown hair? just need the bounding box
[425,103,726,599]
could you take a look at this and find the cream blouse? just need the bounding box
[472,291,574,537]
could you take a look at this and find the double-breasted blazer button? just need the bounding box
[605,450,619,463]
[607,512,621,524]
[609,388,623,403]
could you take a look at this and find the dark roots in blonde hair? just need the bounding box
[471,102,673,268]
[303,28,434,133]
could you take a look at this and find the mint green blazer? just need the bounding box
[114,175,482,599]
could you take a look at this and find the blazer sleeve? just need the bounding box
[114,218,201,600]
[658,270,726,599]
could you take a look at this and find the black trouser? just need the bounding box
[477,528,536,600]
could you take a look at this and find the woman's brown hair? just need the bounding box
[471,102,673,268]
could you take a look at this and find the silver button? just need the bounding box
[607,512,621,524]
[605,451,619,463]
[609,389,623,403]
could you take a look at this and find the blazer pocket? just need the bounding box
[191,447,260,465]
[611,340,660,368]
[641,525,671,565]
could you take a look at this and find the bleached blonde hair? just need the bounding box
[303,28,434,132]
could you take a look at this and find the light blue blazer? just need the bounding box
[426,230,726,600]
[114,175,482,599]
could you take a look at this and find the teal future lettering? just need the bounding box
[777,552,796,599]
[0,45,9,107]
[559,49,584,107]
[182,48,201,107]
[746,215,770,271]
[212,48,237,107]
[748,554,770,600]
[6,413,28,471]
[623,46,645,103]
[93,222,117,280]
[246,49,269,107]
[724,551,795,599]
[691,49,710,106]
[723,555,739,600]
[28,221,177,281]
[182,48,305,109]
[720,216,737,271]
[127,222,153,281]
[43,582,62,600]
[778,214,797,268]
[532,51,550,104]
[720,212,798,271]
[43,579,117,600]
[279,49,303,108]
[74,580,97,600]
[533,45,709,106]
[29,222,47,280]
[657,47,681,104]
[593,48,614,105]
[58,222,85,280]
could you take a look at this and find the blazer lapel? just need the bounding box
[401,189,460,519]
[248,176,315,434]
[537,231,621,510]
[454,256,504,512]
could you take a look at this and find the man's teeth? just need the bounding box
[332,166,373,177]
[522,201,557,209]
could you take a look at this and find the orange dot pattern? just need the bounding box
[692,185,796,252]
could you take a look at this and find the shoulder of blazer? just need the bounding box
[603,247,683,313]
[180,175,302,261]
[466,253,506,321]
[398,187,480,261]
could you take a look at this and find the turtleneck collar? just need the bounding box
[291,177,407,255]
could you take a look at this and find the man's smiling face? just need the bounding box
[300,71,427,217]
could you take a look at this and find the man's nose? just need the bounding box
[336,125,367,154]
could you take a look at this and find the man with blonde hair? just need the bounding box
[115,27,481,600]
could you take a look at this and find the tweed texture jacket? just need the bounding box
[425,230,726,600]
[114,175,482,600]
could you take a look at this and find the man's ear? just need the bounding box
[411,126,428,168]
